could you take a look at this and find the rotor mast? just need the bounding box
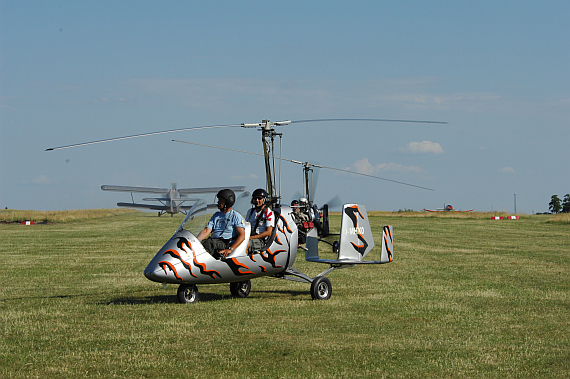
[241,120,291,206]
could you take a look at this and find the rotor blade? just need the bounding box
[290,118,448,125]
[315,163,434,191]
[173,139,434,191]
[46,118,446,151]
[46,124,243,151]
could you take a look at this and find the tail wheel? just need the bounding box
[332,241,339,253]
[310,276,332,300]
[230,280,251,298]
[177,284,199,304]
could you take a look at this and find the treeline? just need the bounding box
[549,194,570,214]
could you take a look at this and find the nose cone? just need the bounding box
[144,230,200,284]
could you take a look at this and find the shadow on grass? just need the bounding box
[0,288,310,304]
[103,289,310,305]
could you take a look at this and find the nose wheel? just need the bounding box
[310,276,332,300]
[177,284,199,303]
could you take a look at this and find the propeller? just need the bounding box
[324,195,343,211]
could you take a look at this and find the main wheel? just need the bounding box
[230,280,251,298]
[177,284,199,304]
[310,276,332,300]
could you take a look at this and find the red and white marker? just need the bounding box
[491,216,503,220]
[507,216,519,220]
[22,221,35,225]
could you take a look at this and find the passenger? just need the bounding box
[197,189,246,259]
[246,188,274,254]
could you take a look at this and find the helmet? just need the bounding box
[251,188,268,205]
[216,189,236,208]
[299,198,308,206]
[291,200,299,206]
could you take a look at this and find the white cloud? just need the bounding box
[499,167,515,173]
[33,175,49,184]
[350,158,423,174]
[399,141,443,154]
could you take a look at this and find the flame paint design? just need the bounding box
[344,205,368,255]
[276,215,292,247]
[225,258,255,276]
[158,261,183,281]
[260,248,285,268]
[193,255,222,279]
[383,226,393,262]
[163,249,198,278]
[174,236,221,279]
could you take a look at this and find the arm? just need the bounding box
[220,227,246,258]
[196,227,211,242]
[250,226,273,240]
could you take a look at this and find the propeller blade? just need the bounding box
[291,191,303,202]
[325,195,343,210]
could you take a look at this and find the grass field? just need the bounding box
[1,211,569,378]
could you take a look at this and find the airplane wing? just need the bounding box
[142,197,200,202]
[102,185,168,194]
[180,203,217,211]
[423,209,441,212]
[116,202,169,211]
[178,185,247,195]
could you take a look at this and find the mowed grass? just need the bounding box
[1,211,569,378]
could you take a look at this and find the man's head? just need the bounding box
[251,188,268,208]
[216,189,236,212]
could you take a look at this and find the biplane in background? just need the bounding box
[101,183,246,216]
[423,204,474,212]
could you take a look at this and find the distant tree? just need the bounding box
[549,195,562,214]
[562,194,570,213]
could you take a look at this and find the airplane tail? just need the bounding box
[305,204,392,265]
[379,225,393,263]
[338,204,375,261]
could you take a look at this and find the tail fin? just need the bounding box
[380,225,393,263]
[338,204,375,261]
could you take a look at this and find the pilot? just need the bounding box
[246,188,274,254]
[197,189,246,259]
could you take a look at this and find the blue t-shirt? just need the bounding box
[206,209,246,240]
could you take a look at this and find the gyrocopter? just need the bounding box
[47,118,444,303]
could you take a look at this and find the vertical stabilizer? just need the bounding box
[380,225,393,263]
[338,204,375,261]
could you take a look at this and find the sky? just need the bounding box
[1,0,569,214]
